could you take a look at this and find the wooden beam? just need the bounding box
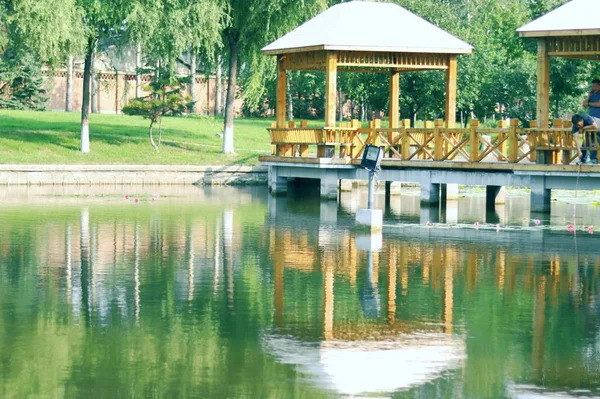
[536,39,551,128]
[445,55,457,125]
[389,71,400,128]
[276,55,287,128]
[325,52,338,128]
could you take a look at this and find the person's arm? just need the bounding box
[581,123,598,131]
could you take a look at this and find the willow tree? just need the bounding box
[75,0,131,153]
[128,0,224,80]
[220,0,327,154]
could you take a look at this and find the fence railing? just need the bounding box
[267,118,587,164]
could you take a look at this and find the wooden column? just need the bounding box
[445,55,457,126]
[319,52,337,157]
[276,55,287,128]
[389,71,401,158]
[389,71,400,128]
[325,52,338,127]
[536,39,550,129]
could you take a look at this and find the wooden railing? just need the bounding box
[267,118,591,164]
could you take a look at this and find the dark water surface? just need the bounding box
[1,185,599,398]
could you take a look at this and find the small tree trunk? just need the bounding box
[135,43,142,98]
[286,76,293,121]
[215,54,223,116]
[223,36,239,154]
[189,53,196,114]
[149,120,159,152]
[66,55,74,112]
[80,37,95,153]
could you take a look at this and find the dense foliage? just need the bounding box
[2,0,599,146]
[241,0,600,127]
[0,54,47,110]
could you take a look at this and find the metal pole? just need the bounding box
[368,170,375,209]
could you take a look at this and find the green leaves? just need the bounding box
[122,66,193,151]
[0,54,47,111]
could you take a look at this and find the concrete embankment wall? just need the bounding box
[0,165,268,186]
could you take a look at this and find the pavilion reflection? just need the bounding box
[267,225,465,395]
[264,215,600,395]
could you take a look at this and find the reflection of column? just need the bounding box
[387,249,397,324]
[432,247,442,291]
[66,224,72,304]
[496,250,505,291]
[134,222,140,323]
[466,251,477,292]
[186,223,195,302]
[444,263,454,334]
[213,218,221,296]
[323,260,334,341]
[274,253,284,328]
[362,251,381,319]
[223,210,234,311]
[400,249,408,295]
[80,208,91,325]
[532,277,546,378]
[422,247,430,285]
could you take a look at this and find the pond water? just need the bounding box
[1,184,599,398]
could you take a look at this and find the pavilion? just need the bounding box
[517,0,600,128]
[261,0,472,155]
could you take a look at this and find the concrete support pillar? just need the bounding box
[486,186,501,211]
[320,171,339,201]
[420,204,440,224]
[530,176,551,213]
[420,175,440,205]
[445,199,459,224]
[268,166,287,196]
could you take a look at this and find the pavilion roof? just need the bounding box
[517,0,600,37]
[261,1,472,56]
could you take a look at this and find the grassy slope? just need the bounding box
[0,110,275,165]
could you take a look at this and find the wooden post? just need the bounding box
[389,71,400,128]
[389,71,400,156]
[276,55,289,156]
[498,119,507,161]
[470,119,480,162]
[553,118,563,164]
[319,52,337,158]
[445,55,457,126]
[434,119,443,161]
[401,119,410,159]
[508,119,519,163]
[530,120,538,163]
[276,56,287,128]
[536,40,550,129]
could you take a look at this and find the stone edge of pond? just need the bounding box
[0,164,269,186]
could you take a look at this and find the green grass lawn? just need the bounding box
[0,110,276,165]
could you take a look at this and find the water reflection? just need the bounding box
[0,185,599,397]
